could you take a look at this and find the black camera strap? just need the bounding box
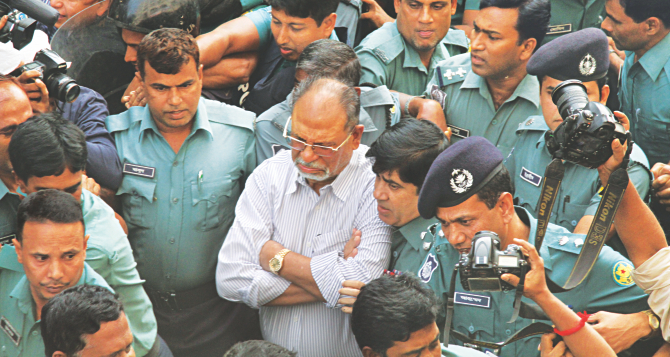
[443,266,459,345]
[449,322,554,352]
[534,159,565,251]
[508,263,529,323]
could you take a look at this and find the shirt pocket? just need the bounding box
[515,179,541,214]
[558,201,589,230]
[452,300,496,343]
[117,176,158,229]
[190,178,236,232]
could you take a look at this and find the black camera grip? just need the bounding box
[9,0,59,26]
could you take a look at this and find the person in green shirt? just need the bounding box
[0,190,115,357]
[364,119,449,274]
[421,0,550,156]
[355,0,470,96]
[542,0,607,45]
[6,113,166,357]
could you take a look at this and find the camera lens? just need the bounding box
[46,72,80,103]
[551,80,589,120]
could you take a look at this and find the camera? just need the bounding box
[0,0,59,49]
[11,49,80,103]
[545,80,627,169]
[458,231,528,292]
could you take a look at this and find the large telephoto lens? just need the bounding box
[551,80,590,120]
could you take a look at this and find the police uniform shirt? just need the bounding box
[505,116,652,231]
[418,207,649,357]
[0,187,157,356]
[105,98,255,293]
[0,246,112,357]
[426,54,541,157]
[388,216,440,274]
[542,0,606,45]
[254,86,401,165]
[619,31,670,167]
[356,22,470,95]
[335,0,362,47]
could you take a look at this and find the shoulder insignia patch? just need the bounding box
[373,48,389,63]
[436,66,468,87]
[0,316,21,346]
[613,261,634,286]
[419,254,439,283]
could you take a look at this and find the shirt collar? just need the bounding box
[0,178,12,201]
[398,25,447,74]
[461,66,540,108]
[397,216,437,252]
[636,31,670,82]
[139,99,214,142]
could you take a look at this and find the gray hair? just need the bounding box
[292,77,360,130]
[296,39,361,87]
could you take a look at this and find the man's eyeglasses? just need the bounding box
[282,116,354,158]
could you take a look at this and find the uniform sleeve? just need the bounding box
[59,87,123,190]
[390,92,402,126]
[216,167,291,309]
[241,129,257,189]
[245,7,272,49]
[255,119,288,166]
[310,179,393,308]
[356,49,388,87]
[632,247,670,342]
[464,0,480,10]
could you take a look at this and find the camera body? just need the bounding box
[0,3,36,49]
[545,80,627,169]
[458,231,528,292]
[11,49,80,103]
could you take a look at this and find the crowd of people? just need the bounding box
[0,0,669,356]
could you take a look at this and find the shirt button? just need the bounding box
[293,316,299,323]
[166,274,171,279]
[132,190,138,197]
[571,220,578,226]
[393,251,398,258]
[492,119,498,125]
[468,325,475,332]
[169,238,175,244]
[519,198,524,204]
[505,329,512,336]
[172,198,179,203]
[173,161,178,167]
[32,331,38,336]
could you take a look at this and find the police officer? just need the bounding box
[506,28,652,242]
[416,136,657,356]
[196,0,340,115]
[542,0,607,45]
[424,0,549,156]
[255,39,401,164]
[0,190,114,356]
[105,29,260,357]
[365,119,450,274]
[355,0,469,96]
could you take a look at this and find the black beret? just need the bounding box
[527,28,610,82]
[418,137,504,219]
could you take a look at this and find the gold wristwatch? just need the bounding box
[269,249,291,275]
[641,310,661,339]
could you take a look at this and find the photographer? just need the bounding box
[412,136,660,356]
[9,62,123,192]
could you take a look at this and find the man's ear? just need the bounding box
[95,0,110,17]
[599,84,610,105]
[644,17,663,36]
[362,347,382,357]
[450,0,458,16]
[498,192,515,224]
[13,238,22,264]
[198,64,204,82]
[354,86,362,96]
[134,71,144,85]
[15,174,27,197]
[321,13,338,35]
[520,38,537,62]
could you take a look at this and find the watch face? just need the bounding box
[269,257,281,272]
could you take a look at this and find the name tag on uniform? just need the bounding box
[0,233,15,246]
[123,163,155,179]
[272,144,288,156]
[0,316,21,346]
[546,24,572,35]
[448,124,470,139]
[520,167,542,187]
[455,292,491,308]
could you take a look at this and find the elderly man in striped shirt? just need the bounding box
[216,77,393,357]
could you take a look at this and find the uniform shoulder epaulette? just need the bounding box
[205,99,255,132]
[516,116,549,133]
[441,28,470,53]
[0,245,23,273]
[434,54,471,87]
[357,23,404,65]
[105,106,145,133]
[359,85,395,107]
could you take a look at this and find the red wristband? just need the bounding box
[554,312,591,337]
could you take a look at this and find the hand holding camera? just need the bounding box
[16,68,51,113]
[10,48,80,104]
[499,238,550,302]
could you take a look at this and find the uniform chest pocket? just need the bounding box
[515,179,541,214]
[117,176,157,229]
[191,179,236,232]
[452,294,496,343]
[559,201,590,230]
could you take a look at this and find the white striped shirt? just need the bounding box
[216,146,392,357]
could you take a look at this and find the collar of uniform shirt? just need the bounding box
[461,69,541,109]
[137,99,214,142]
[634,31,670,82]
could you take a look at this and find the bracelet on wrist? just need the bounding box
[554,312,591,337]
[404,96,417,117]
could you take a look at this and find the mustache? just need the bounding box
[294,156,327,170]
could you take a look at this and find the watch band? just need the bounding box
[271,249,291,275]
[641,310,660,340]
[404,96,417,118]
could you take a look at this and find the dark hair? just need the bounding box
[265,0,339,26]
[224,340,297,357]
[296,39,361,86]
[137,28,200,78]
[292,76,360,130]
[476,167,514,209]
[366,119,449,193]
[539,74,609,100]
[9,112,87,183]
[16,189,85,243]
[42,285,123,357]
[480,0,551,49]
[351,274,440,354]
[619,0,670,27]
